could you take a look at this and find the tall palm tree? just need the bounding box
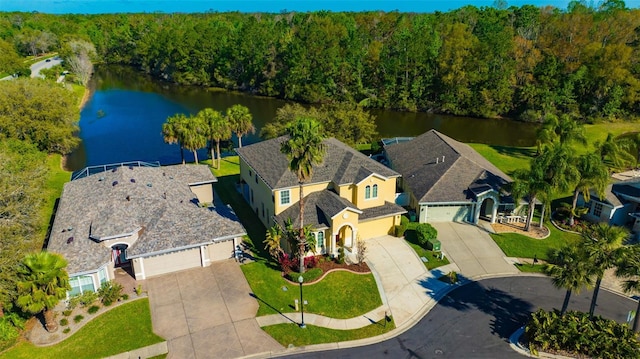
[596,132,635,170]
[281,118,326,274]
[162,113,187,164]
[569,153,609,226]
[180,115,208,164]
[227,104,254,148]
[535,114,587,154]
[616,245,640,332]
[582,223,629,318]
[16,252,71,332]
[545,245,592,315]
[512,157,551,231]
[198,108,230,169]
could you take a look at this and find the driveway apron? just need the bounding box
[432,222,518,277]
[146,260,282,359]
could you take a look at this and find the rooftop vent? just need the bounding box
[162,192,167,199]
[146,183,152,187]
[98,176,105,181]
[112,168,117,173]
[66,237,74,244]
[129,165,134,170]
[126,195,131,201]
[67,226,73,231]
[112,181,118,186]
[163,172,166,176]
[130,178,136,183]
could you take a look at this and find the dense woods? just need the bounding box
[1,2,640,121]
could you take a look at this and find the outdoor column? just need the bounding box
[491,200,498,224]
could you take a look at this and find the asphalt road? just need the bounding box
[284,276,636,359]
[30,56,62,78]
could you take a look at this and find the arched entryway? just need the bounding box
[336,224,356,249]
[111,243,129,268]
[477,196,498,223]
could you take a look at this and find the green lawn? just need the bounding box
[2,299,164,359]
[262,317,395,347]
[469,143,534,175]
[403,223,450,270]
[515,263,546,273]
[490,222,580,261]
[242,261,382,318]
[38,154,71,241]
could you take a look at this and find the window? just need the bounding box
[249,170,252,177]
[69,274,96,296]
[316,231,325,251]
[372,184,378,198]
[365,185,371,199]
[280,190,290,205]
[593,202,603,217]
[255,174,258,184]
[250,189,254,204]
[98,267,108,284]
[262,203,265,218]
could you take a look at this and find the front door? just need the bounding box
[112,244,129,267]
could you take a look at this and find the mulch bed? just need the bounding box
[314,259,371,274]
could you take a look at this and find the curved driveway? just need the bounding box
[282,276,636,359]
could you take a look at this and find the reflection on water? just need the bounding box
[66,65,538,171]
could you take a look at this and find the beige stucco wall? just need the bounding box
[189,183,214,204]
[353,176,397,209]
[240,159,276,227]
[274,182,330,214]
[358,215,398,239]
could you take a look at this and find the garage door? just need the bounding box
[142,247,201,278]
[426,205,472,222]
[208,240,234,262]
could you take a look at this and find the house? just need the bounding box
[578,178,640,239]
[383,129,513,224]
[235,137,406,254]
[47,163,246,297]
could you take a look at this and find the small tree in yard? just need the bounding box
[356,236,367,264]
[415,223,438,246]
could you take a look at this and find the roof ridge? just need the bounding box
[420,156,462,201]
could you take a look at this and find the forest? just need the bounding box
[1,1,639,121]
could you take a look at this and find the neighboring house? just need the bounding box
[578,179,640,238]
[47,163,246,297]
[236,137,406,255]
[383,129,513,224]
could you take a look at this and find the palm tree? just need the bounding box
[281,118,326,274]
[616,245,640,332]
[226,104,254,148]
[596,132,635,170]
[198,108,230,169]
[535,114,587,154]
[180,115,208,164]
[511,158,551,231]
[544,245,592,315]
[582,223,629,318]
[16,252,71,332]
[569,153,609,226]
[264,225,284,261]
[162,113,187,164]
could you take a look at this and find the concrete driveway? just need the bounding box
[432,222,518,278]
[146,260,282,359]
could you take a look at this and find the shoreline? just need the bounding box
[61,86,91,172]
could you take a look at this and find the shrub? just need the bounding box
[59,318,69,326]
[356,237,367,264]
[135,285,143,296]
[98,281,123,306]
[87,305,100,314]
[336,238,345,264]
[120,293,129,301]
[526,309,640,358]
[62,327,71,334]
[0,317,22,342]
[73,315,84,323]
[394,224,406,238]
[69,291,99,309]
[448,271,458,284]
[62,309,72,316]
[278,253,295,274]
[304,255,318,269]
[415,223,437,246]
[401,216,410,226]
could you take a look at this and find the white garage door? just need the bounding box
[143,247,201,278]
[426,205,472,222]
[208,240,234,262]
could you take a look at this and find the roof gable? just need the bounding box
[384,130,511,203]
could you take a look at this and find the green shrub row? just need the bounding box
[525,309,640,359]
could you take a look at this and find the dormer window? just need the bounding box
[365,184,378,200]
[280,190,290,205]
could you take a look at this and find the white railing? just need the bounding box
[71,161,161,181]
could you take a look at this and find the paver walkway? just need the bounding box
[146,260,282,359]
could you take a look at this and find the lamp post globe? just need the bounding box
[298,275,306,328]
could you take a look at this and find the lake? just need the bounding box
[65,65,538,171]
[8,0,638,14]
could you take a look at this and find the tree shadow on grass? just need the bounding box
[489,145,537,159]
[436,281,534,340]
[249,293,298,325]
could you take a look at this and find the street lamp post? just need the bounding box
[298,275,306,328]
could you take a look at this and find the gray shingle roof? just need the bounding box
[384,130,511,203]
[593,179,640,207]
[47,164,246,275]
[236,137,400,190]
[274,190,357,229]
[360,202,407,221]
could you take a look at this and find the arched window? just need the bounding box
[365,185,371,199]
[372,184,378,198]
